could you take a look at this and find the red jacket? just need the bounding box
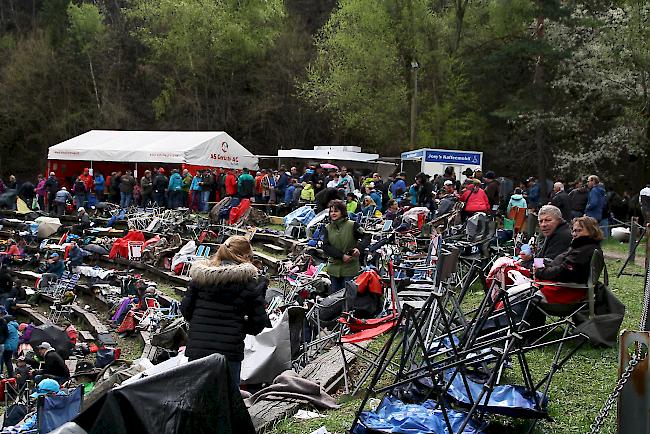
[459,185,490,213]
[225,173,238,196]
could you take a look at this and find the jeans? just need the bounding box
[55,201,66,216]
[74,194,85,208]
[153,191,166,208]
[120,192,132,209]
[201,191,210,212]
[329,275,353,293]
[3,349,13,378]
[191,190,201,211]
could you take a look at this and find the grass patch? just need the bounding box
[272,253,645,434]
[601,236,646,258]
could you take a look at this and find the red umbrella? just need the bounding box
[320,163,338,170]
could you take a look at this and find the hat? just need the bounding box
[30,378,60,398]
[17,355,25,362]
[462,168,474,178]
[50,253,59,258]
[443,180,454,186]
[49,172,55,176]
[61,187,67,191]
[18,323,28,332]
[158,168,165,174]
[368,182,375,188]
[77,207,85,213]
[485,171,496,179]
[37,341,53,350]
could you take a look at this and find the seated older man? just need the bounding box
[536,204,572,261]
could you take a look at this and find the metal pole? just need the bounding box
[410,61,419,150]
[629,217,638,263]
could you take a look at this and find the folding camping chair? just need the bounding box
[337,262,401,395]
[127,241,144,261]
[29,386,84,434]
[49,293,77,323]
[133,297,162,330]
[180,245,212,276]
[47,273,80,300]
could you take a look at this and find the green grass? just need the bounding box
[601,236,646,258]
[272,253,645,434]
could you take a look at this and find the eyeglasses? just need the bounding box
[571,227,585,233]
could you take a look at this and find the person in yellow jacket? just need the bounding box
[300,182,315,202]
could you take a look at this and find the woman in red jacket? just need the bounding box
[459,179,490,219]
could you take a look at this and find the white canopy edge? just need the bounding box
[48,130,259,170]
[277,149,379,162]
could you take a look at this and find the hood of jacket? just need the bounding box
[189,261,259,286]
[511,193,523,200]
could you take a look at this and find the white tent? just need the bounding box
[48,130,258,170]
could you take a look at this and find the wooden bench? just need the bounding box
[262,243,285,254]
[79,330,95,341]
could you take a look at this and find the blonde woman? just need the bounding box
[180,235,270,385]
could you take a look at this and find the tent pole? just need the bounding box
[135,162,138,178]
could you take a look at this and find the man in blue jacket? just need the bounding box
[585,174,606,221]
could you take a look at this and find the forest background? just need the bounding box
[0,0,648,191]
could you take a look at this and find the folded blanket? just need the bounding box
[244,370,339,409]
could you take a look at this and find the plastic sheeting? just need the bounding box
[352,395,484,434]
[284,206,316,228]
[74,354,254,434]
[241,308,292,385]
[444,370,547,418]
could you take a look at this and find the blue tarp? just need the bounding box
[283,206,316,227]
[352,395,484,434]
[444,369,547,418]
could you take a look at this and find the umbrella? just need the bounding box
[35,216,62,239]
[29,324,74,360]
[320,163,338,170]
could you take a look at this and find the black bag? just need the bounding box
[572,283,625,347]
[316,289,346,323]
[345,280,382,319]
[3,404,27,427]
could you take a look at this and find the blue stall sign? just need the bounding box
[401,149,425,160]
[425,150,481,165]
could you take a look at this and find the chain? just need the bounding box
[588,354,643,434]
[642,259,650,331]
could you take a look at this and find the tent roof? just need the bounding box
[277,148,379,162]
[48,130,258,169]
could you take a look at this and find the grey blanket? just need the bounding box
[244,370,339,409]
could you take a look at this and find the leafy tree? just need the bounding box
[126,0,285,129]
[68,2,106,111]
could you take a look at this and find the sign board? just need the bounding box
[424,150,481,165]
[401,150,425,160]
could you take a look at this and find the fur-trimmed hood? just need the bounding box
[189,261,259,286]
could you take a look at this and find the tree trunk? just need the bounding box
[452,0,468,53]
[88,53,101,112]
[533,6,547,200]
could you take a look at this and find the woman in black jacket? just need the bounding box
[534,216,604,304]
[180,235,270,385]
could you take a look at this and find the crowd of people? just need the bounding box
[0,164,647,231]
